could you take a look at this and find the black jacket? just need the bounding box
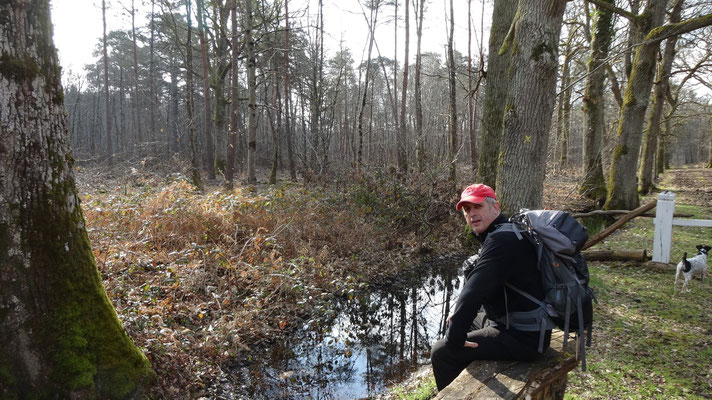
[445,213,551,352]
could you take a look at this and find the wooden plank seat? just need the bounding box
[433,331,579,400]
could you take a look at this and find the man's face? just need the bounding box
[461,200,500,234]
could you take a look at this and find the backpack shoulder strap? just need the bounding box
[492,221,524,241]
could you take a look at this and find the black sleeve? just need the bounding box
[444,231,521,351]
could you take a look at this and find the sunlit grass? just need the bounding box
[567,197,712,399]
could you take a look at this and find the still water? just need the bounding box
[216,254,465,399]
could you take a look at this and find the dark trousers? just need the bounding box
[430,312,541,390]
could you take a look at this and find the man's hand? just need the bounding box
[464,341,478,348]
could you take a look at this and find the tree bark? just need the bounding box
[495,0,567,214]
[639,0,683,194]
[580,0,614,204]
[210,2,232,175]
[0,0,154,396]
[475,0,516,188]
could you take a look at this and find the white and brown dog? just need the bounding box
[674,245,710,292]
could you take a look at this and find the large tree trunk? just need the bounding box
[605,5,712,210]
[605,0,667,210]
[495,0,567,214]
[639,0,683,194]
[0,0,154,396]
[580,0,614,204]
[476,0,516,188]
[210,2,232,175]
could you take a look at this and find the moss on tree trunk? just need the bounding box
[475,0,516,188]
[579,0,614,205]
[0,1,154,398]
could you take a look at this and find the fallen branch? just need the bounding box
[582,199,658,250]
[572,210,692,218]
[582,249,649,261]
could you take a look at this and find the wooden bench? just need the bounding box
[434,331,578,400]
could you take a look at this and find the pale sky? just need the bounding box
[50,0,491,78]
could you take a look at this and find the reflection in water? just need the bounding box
[222,255,464,399]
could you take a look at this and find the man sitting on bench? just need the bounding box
[430,183,552,390]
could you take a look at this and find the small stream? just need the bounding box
[214,254,466,399]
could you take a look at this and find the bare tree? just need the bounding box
[447,0,457,182]
[414,0,426,172]
[226,0,240,189]
[398,0,410,174]
[130,0,143,155]
[246,0,257,184]
[102,0,114,166]
[357,0,380,169]
[284,0,297,180]
[197,0,216,179]
[186,0,203,190]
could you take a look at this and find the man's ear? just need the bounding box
[493,201,501,213]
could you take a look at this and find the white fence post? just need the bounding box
[652,192,675,263]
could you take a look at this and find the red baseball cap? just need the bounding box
[456,184,496,210]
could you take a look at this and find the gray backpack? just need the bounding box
[496,209,594,370]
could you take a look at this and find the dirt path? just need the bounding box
[658,165,712,207]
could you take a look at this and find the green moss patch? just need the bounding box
[0,53,39,82]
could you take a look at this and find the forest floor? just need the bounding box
[77,164,466,398]
[76,163,712,399]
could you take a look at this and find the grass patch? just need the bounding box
[567,197,712,399]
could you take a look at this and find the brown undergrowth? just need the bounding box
[77,166,460,397]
